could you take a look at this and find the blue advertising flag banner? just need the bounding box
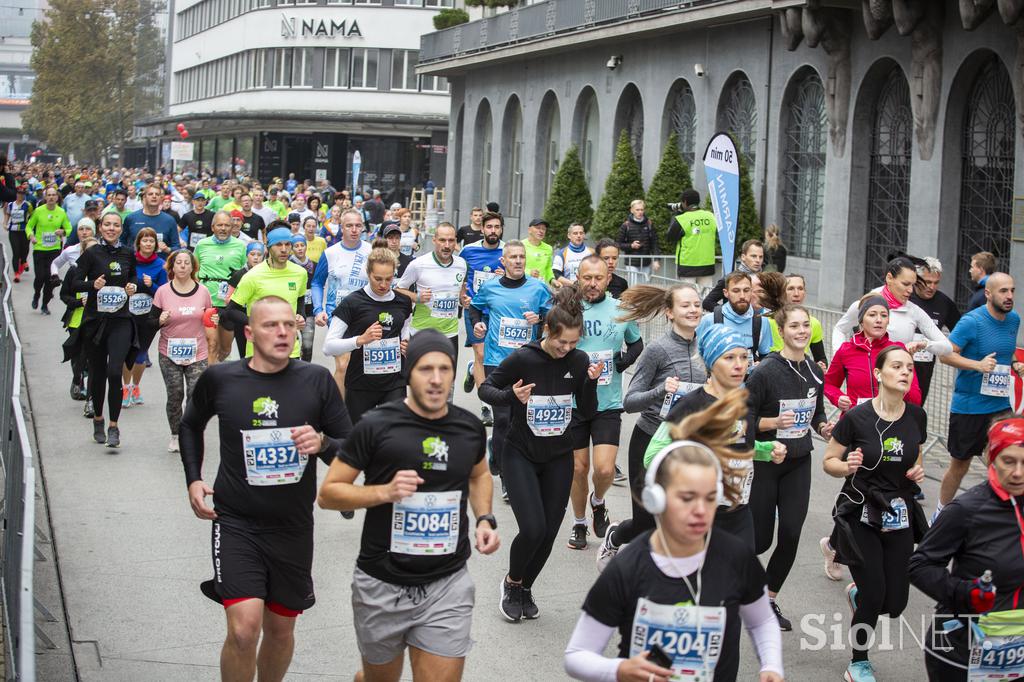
[352,150,362,195]
[702,133,740,272]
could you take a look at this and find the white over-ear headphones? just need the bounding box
[642,440,724,515]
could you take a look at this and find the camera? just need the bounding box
[606,55,622,70]
[666,202,682,212]
[694,63,706,78]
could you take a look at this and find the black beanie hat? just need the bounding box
[404,329,457,384]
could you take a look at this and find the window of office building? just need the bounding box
[421,74,449,93]
[324,48,351,88]
[863,66,913,288]
[275,48,293,87]
[780,70,826,260]
[392,50,419,92]
[293,47,315,88]
[351,48,379,89]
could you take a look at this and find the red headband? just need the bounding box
[989,418,1024,464]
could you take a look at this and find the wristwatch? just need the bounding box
[476,514,497,530]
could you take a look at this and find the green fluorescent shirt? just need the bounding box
[195,237,247,306]
[25,205,71,252]
[767,315,824,354]
[523,239,554,285]
[229,260,308,358]
[674,209,717,267]
[267,200,289,219]
[207,196,231,212]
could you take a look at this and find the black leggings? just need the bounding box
[749,455,812,593]
[86,318,134,423]
[504,443,573,589]
[345,386,404,424]
[847,523,914,662]
[483,365,511,477]
[32,250,58,304]
[610,426,655,546]
[70,339,87,388]
[9,231,29,271]
[713,504,756,551]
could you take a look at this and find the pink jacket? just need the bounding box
[823,332,922,409]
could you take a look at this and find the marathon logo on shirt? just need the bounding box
[109,262,122,275]
[378,311,394,330]
[881,437,904,463]
[421,436,449,471]
[252,396,280,426]
[288,282,296,291]
[178,306,196,316]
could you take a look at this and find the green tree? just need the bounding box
[645,132,692,252]
[541,145,593,245]
[24,0,165,162]
[591,129,645,242]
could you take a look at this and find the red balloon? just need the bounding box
[176,123,185,132]
[180,131,189,139]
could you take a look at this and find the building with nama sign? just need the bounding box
[137,0,454,204]
[419,0,1024,311]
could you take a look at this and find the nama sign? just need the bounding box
[280,14,363,38]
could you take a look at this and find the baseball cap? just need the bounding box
[230,209,244,219]
[528,218,549,228]
[382,224,402,237]
[287,212,301,223]
[84,199,101,210]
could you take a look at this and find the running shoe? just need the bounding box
[40,305,50,315]
[596,523,621,573]
[480,405,493,427]
[501,477,508,503]
[613,465,627,486]
[167,435,179,453]
[770,600,792,632]
[70,383,85,401]
[83,399,94,419]
[591,501,610,539]
[567,523,588,550]
[92,419,105,444]
[12,274,19,283]
[844,660,876,682]
[846,582,859,615]
[499,577,523,622]
[105,426,120,448]
[463,361,475,393]
[121,385,132,408]
[521,587,539,620]
[132,385,143,405]
[31,293,38,309]
[819,537,844,581]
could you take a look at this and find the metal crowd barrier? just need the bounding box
[0,241,37,681]
[618,255,957,454]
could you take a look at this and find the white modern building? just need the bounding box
[143,0,454,202]
[0,0,46,160]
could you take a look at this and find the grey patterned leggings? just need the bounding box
[158,354,207,435]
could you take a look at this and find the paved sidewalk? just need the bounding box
[14,276,985,681]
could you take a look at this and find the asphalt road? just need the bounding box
[13,268,986,681]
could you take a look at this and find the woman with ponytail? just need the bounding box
[480,285,603,623]
[565,390,784,682]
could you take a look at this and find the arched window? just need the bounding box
[718,73,758,168]
[614,84,644,170]
[537,94,561,203]
[502,97,524,218]
[579,92,599,189]
[863,67,912,287]
[474,101,493,206]
[955,55,1015,307]
[666,80,697,167]
[780,71,826,259]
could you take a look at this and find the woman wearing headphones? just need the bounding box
[823,345,928,682]
[909,417,1024,681]
[564,390,784,682]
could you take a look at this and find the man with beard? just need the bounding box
[458,212,504,424]
[696,271,773,362]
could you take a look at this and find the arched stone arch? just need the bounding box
[472,98,493,206]
[500,95,524,218]
[613,83,644,170]
[572,86,600,195]
[947,51,1017,307]
[716,71,758,169]
[662,78,697,168]
[778,65,827,260]
[535,90,561,207]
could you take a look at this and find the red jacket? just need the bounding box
[824,332,922,409]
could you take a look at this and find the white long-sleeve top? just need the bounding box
[50,243,82,277]
[563,550,784,681]
[831,286,952,357]
[322,284,412,356]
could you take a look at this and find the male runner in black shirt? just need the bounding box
[179,295,352,682]
[318,329,499,682]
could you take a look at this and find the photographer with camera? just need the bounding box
[665,189,716,291]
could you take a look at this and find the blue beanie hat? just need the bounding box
[266,227,292,247]
[290,233,307,245]
[246,241,265,255]
[698,325,747,369]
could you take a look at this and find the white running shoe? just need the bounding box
[819,536,843,581]
[596,523,621,573]
[167,435,179,453]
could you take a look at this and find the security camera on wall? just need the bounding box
[694,63,706,78]
[606,55,622,70]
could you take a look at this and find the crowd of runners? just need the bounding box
[2,157,1024,682]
